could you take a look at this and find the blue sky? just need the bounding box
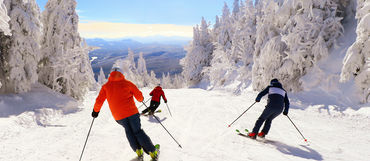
[36,0,235,38]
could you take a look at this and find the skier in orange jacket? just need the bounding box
[92,67,158,160]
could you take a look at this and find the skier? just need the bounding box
[92,67,159,160]
[248,78,290,139]
[141,84,167,115]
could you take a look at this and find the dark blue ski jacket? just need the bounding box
[255,81,290,114]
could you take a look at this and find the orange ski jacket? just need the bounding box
[93,71,144,120]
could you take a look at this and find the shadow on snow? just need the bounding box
[264,140,323,160]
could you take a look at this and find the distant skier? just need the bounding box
[248,78,290,139]
[92,67,159,160]
[141,85,167,115]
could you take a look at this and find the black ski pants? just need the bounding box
[252,106,283,134]
[141,100,160,114]
[116,113,155,153]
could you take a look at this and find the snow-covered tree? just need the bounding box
[137,52,147,75]
[149,70,160,86]
[231,0,256,87]
[126,48,136,71]
[172,74,185,88]
[252,0,349,91]
[113,50,159,88]
[205,2,235,88]
[0,0,10,92]
[0,0,42,94]
[341,0,370,103]
[97,67,106,85]
[161,72,172,89]
[232,0,240,19]
[0,0,10,35]
[181,17,213,87]
[38,0,95,100]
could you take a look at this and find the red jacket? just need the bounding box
[94,71,144,120]
[150,86,167,103]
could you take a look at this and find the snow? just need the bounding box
[1,87,370,161]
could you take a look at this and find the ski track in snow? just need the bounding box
[1,88,370,161]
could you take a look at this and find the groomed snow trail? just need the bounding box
[1,88,370,161]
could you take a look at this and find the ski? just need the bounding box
[236,129,250,135]
[141,110,162,116]
[137,155,143,161]
[236,129,277,144]
[151,144,160,161]
[236,129,254,138]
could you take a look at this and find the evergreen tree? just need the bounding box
[38,0,95,100]
[0,0,42,93]
[97,67,106,85]
[205,2,234,88]
[252,0,349,92]
[137,52,147,74]
[341,0,370,103]
[161,72,172,89]
[181,17,213,87]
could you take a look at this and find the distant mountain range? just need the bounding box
[86,37,190,80]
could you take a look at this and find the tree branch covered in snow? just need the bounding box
[341,0,370,103]
[37,0,95,100]
[182,0,352,95]
[0,0,42,94]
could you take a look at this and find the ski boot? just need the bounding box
[148,110,154,116]
[257,132,266,138]
[149,144,160,161]
[248,132,257,139]
[136,148,143,161]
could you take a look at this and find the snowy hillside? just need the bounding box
[1,87,370,161]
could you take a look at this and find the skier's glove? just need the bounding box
[165,100,167,103]
[255,99,260,102]
[283,111,288,116]
[92,110,99,118]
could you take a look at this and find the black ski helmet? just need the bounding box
[270,78,279,85]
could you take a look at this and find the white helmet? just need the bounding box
[111,67,122,74]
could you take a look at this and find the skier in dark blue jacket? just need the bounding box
[248,78,290,139]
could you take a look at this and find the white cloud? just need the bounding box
[78,21,193,38]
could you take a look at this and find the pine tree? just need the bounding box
[38,0,95,100]
[161,72,172,89]
[149,70,160,87]
[206,2,234,87]
[0,0,42,94]
[97,67,106,85]
[252,0,348,92]
[181,17,213,87]
[137,52,147,74]
[341,0,370,103]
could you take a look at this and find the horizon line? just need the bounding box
[78,21,194,39]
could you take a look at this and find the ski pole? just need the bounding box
[228,102,257,127]
[79,118,95,161]
[143,102,182,148]
[286,115,308,142]
[137,97,151,109]
[165,103,173,117]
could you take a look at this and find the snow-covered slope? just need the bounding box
[1,87,370,161]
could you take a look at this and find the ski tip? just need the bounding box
[228,125,231,128]
[304,139,307,142]
[179,145,183,148]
